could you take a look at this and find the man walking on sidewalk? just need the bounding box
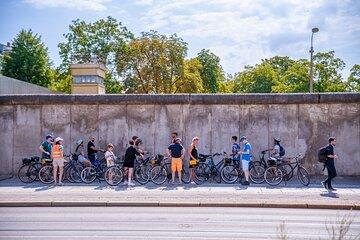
[321,137,338,191]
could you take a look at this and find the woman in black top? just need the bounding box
[124,138,142,187]
[188,137,199,183]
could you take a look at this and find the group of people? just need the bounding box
[38,132,339,189]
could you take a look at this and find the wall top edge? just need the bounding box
[0,93,359,105]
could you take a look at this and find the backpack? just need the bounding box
[318,146,327,163]
[279,144,285,157]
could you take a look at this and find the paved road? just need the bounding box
[0,207,359,239]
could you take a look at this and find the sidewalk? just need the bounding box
[0,177,359,210]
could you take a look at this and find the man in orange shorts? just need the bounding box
[166,138,185,184]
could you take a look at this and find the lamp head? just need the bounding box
[312,27,319,33]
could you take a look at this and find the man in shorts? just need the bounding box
[166,138,185,184]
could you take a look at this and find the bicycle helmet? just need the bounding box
[76,139,83,146]
[239,136,247,142]
[274,137,281,143]
[45,134,54,140]
[55,137,63,143]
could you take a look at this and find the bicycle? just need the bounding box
[80,156,107,184]
[150,155,191,185]
[264,154,310,186]
[18,156,42,183]
[192,153,224,184]
[38,155,71,184]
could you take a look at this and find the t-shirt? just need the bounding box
[272,144,280,158]
[168,143,184,158]
[87,141,97,155]
[125,146,140,162]
[241,142,252,161]
[232,143,240,155]
[105,150,116,161]
[325,144,334,161]
[41,141,52,153]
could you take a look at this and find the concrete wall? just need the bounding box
[0,93,359,177]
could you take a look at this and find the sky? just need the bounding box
[0,0,359,78]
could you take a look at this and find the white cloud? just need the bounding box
[137,0,360,74]
[24,0,112,11]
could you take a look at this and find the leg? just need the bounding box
[58,166,64,184]
[171,159,176,183]
[177,160,182,184]
[128,168,133,183]
[53,165,58,184]
[326,160,337,189]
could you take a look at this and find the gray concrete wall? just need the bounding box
[0,93,359,177]
[0,75,55,94]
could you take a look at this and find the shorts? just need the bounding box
[88,154,96,163]
[123,159,135,168]
[171,158,182,172]
[78,155,87,162]
[53,158,65,167]
[241,160,250,171]
[189,159,197,168]
[107,159,115,167]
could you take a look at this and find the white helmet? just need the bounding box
[55,137,63,143]
[76,139,83,146]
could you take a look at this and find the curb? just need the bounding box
[0,201,358,210]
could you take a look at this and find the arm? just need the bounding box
[166,148,171,158]
[188,146,195,160]
[181,148,185,160]
[39,145,50,155]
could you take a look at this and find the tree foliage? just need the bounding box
[116,30,188,93]
[347,64,360,92]
[1,29,53,87]
[197,49,224,93]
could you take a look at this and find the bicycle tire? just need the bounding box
[38,165,54,184]
[150,165,168,185]
[105,166,124,186]
[18,165,37,183]
[69,164,84,183]
[134,165,150,185]
[281,163,294,181]
[297,166,310,186]
[81,167,97,184]
[249,164,266,184]
[181,168,191,184]
[221,165,239,184]
[193,163,209,184]
[264,166,283,186]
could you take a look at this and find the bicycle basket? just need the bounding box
[150,154,164,165]
[224,158,232,164]
[22,158,33,165]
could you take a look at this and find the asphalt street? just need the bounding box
[0,207,359,239]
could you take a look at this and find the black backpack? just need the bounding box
[318,146,327,163]
[279,144,285,157]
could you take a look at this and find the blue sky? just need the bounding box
[0,0,359,77]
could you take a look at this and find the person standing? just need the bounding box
[39,134,53,160]
[87,136,102,163]
[239,136,252,185]
[104,143,116,167]
[124,138,142,187]
[321,137,338,191]
[188,137,199,183]
[51,137,65,186]
[167,138,185,184]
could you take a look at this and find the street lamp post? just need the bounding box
[309,27,319,93]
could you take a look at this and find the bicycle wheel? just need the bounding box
[38,165,54,184]
[81,167,97,184]
[64,165,74,183]
[249,164,266,184]
[297,166,310,186]
[221,165,239,184]
[181,167,191,184]
[69,164,83,183]
[150,165,167,185]
[264,166,283,186]
[133,165,150,185]
[281,163,294,181]
[18,165,36,183]
[105,166,124,186]
[193,163,209,184]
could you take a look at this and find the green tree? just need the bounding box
[233,63,277,93]
[58,16,133,93]
[1,29,53,87]
[174,58,203,93]
[347,64,360,92]
[49,69,72,93]
[116,30,188,93]
[196,49,224,93]
[313,51,347,92]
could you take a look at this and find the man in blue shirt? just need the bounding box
[240,136,252,185]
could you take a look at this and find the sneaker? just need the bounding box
[58,182,64,186]
[242,181,250,186]
[321,181,328,190]
[128,182,135,187]
[191,181,196,184]
[123,180,128,185]
[328,187,337,191]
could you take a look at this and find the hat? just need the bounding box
[239,136,247,142]
[76,139,83,145]
[55,137,63,142]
